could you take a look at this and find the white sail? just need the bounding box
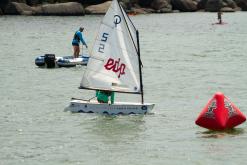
[80,0,141,94]
[120,5,138,52]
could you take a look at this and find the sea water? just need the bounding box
[0,12,247,165]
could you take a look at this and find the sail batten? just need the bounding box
[93,36,138,57]
[80,0,141,94]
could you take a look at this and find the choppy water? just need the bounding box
[1,12,247,165]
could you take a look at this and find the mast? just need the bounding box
[136,30,144,104]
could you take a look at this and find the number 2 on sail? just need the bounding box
[98,33,109,53]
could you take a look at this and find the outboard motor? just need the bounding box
[44,54,56,68]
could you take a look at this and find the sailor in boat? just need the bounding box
[72,27,88,58]
[96,90,115,104]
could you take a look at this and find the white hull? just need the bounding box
[35,54,89,68]
[65,99,155,115]
[56,56,88,67]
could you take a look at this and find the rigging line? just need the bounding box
[117,0,139,55]
[121,6,137,31]
[71,96,96,101]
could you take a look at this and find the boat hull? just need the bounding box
[65,99,155,115]
[57,56,89,67]
[35,54,89,68]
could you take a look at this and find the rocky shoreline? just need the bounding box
[0,0,246,16]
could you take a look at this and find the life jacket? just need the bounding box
[73,31,80,42]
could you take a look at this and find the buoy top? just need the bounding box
[214,92,225,105]
[214,92,224,97]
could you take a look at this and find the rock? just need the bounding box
[171,0,198,12]
[4,2,33,15]
[130,0,139,4]
[151,0,172,13]
[235,0,247,11]
[38,2,85,16]
[11,0,27,3]
[119,0,132,10]
[154,7,173,13]
[31,5,42,14]
[197,0,207,9]
[151,0,170,10]
[0,8,3,15]
[138,0,153,7]
[205,0,221,11]
[159,7,173,12]
[0,0,10,11]
[172,9,180,12]
[130,7,149,14]
[82,0,106,5]
[21,10,33,15]
[85,1,111,14]
[221,6,235,11]
[204,0,238,11]
[26,0,42,6]
[143,8,156,13]
[222,0,238,10]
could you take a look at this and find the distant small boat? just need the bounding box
[212,10,227,25]
[35,54,89,68]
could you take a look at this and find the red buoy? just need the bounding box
[195,92,246,130]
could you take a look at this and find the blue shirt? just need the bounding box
[72,31,87,45]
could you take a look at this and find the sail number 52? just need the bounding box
[98,33,109,53]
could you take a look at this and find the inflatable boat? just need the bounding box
[35,54,89,68]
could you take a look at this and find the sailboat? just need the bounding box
[65,0,155,115]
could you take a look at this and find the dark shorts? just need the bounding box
[72,43,79,46]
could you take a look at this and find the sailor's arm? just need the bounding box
[79,32,88,48]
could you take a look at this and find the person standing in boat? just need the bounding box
[96,90,115,104]
[217,11,222,24]
[72,27,88,58]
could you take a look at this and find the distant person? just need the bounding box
[217,11,222,24]
[96,90,115,104]
[72,27,88,58]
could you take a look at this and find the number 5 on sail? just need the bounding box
[65,0,155,115]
